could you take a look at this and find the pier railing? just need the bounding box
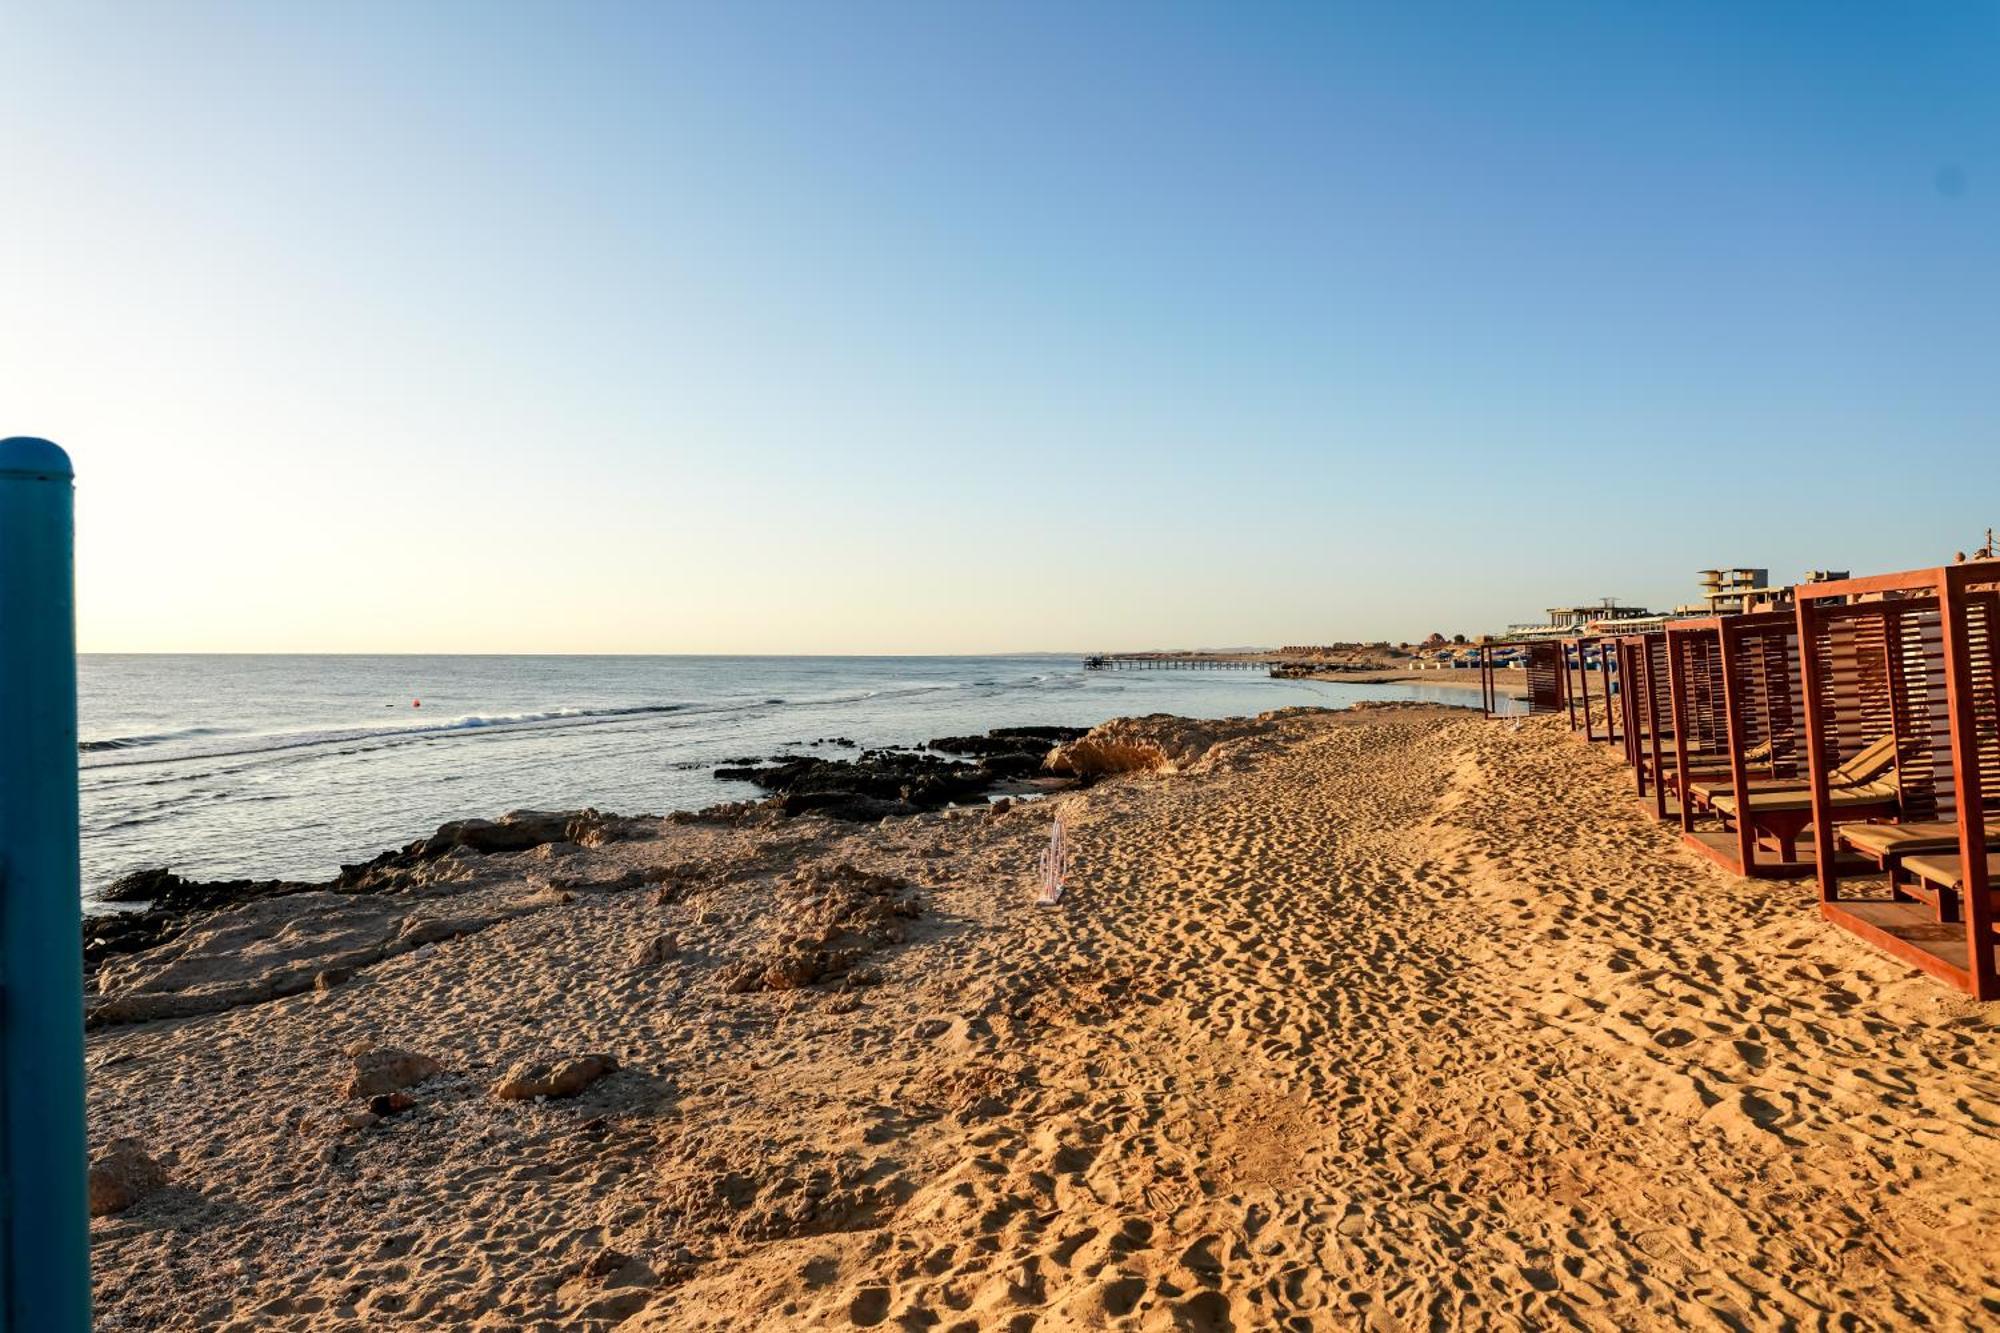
[1084,653,1274,671]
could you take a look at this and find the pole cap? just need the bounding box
[0,437,72,480]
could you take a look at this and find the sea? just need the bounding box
[78,654,1502,907]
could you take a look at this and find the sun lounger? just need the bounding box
[1839,820,1996,867]
[1659,739,1770,773]
[1896,851,2000,923]
[1709,779,1900,818]
[1706,778,1901,861]
[1684,733,1896,808]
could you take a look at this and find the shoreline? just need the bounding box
[83,703,2000,1328]
[81,722,1097,983]
[82,676,1472,904]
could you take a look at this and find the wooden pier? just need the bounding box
[1085,653,1294,672]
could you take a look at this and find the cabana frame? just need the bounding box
[1797,565,2000,1000]
[1565,636,1622,745]
[1478,639,1567,717]
[1666,610,1830,878]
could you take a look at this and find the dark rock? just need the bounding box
[102,866,179,904]
[713,726,1083,821]
[717,753,978,804]
[83,909,188,973]
[977,752,1047,780]
[89,806,651,979]
[88,1139,168,1216]
[334,808,646,891]
[780,792,915,821]
[101,867,314,913]
[925,726,1087,757]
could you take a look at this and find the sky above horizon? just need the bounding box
[4,2,1995,653]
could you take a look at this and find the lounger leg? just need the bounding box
[1888,864,1918,906]
[1755,812,1807,862]
[1940,886,1962,925]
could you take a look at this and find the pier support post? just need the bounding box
[0,437,91,1330]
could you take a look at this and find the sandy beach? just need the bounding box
[86,705,2000,1330]
[20,8,1992,1331]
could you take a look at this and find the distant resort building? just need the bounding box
[1471,566,1852,653]
[1694,567,1768,615]
[1541,598,1653,631]
[1673,567,1851,616]
[1395,563,1863,672]
[1499,597,1658,642]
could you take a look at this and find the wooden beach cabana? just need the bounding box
[1563,635,1622,745]
[1796,564,2000,999]
[1663,609,1864,878]
[1478,638,1567,717]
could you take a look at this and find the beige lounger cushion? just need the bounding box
[1688,734,1898,804]
[1899,851,2000,893]
[1688,773,1802,802]
[1709,779,1899,819]
[1839,821,1970,859]
[1825,734,1900,785]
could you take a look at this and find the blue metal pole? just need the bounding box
[0,437,91,1331]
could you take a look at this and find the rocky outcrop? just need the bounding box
[89,1139,168,1216]
[88,869,322,973]
[343,1046,442,1099]
[102,865,312,911]
[336,808,655,890]
[85,808,658,980]
[715,750,990,814]
[1042,713,1290,778]
[492,1053,619,1101]
[926,726,1088,758]
[714,726,1085,822]
[88,887,562,1027]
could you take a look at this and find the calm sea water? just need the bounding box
[78,655,1496,905]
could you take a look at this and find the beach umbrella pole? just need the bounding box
[0,437,91,1330]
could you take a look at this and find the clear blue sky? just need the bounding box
[3,2,1994,651]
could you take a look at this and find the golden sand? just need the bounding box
[87,708,2000,1329]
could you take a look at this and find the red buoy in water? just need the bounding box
[413,699,422,708]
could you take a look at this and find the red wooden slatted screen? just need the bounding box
[1647,635,1673,743]
[1525,642,1564,714]
[1675,629,1725,758]
[1726,618,1803,781]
